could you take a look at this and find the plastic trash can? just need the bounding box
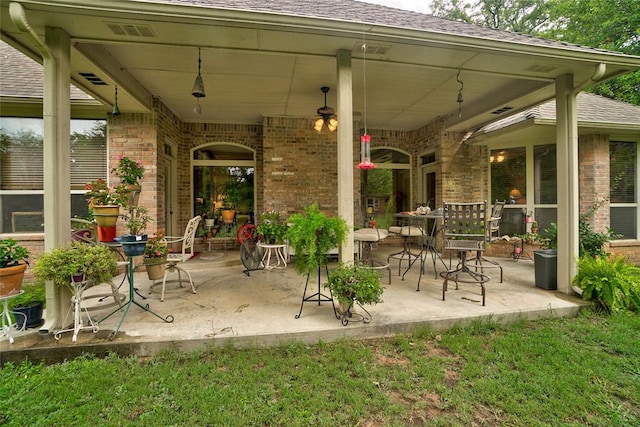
[533,249,557,290]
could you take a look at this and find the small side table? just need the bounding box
[257,242,288,270]
[1,291,24,344]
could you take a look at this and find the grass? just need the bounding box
[1,308,639,426]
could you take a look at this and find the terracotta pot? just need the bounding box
[221,209,236,224]
[0,264,27,297]
[97,225,117,242]
[93,205,120,227]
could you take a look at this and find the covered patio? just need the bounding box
[1,0,638,341]
[0,245,587,364]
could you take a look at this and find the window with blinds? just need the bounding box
[0,118,107,190]
[0,118,107,233]
[610,141,637,239]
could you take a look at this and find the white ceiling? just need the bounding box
[1,1,638,132]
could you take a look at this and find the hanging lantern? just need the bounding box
[356,134,376,170]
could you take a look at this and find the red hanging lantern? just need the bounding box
[356,134,376,170]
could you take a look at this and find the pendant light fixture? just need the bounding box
[357,33,375,170]
[456,70,464,118]
[192,47,206,114]
[313,86,338,132]
[112,85,121,116]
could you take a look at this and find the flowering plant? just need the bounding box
[256,211,288,244]
[84,178,127,206]
[112,156,144,188]
[124,205,152,235]
[144,231,168,260]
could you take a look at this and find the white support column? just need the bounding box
[41,27,72,331]
[336,49,354,264]
[555,74,579,294]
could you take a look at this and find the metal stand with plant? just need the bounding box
[325,263,384,326]
[287,204,348,320]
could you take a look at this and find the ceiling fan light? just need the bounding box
[313,117,324,132]
[327,117,338,132]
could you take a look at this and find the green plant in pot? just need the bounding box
[9,281,46,329]
[286,203,348,274]
[256,210,288,244]
[0,238,30,297]
[325,263,384,306]
[33,241,117,287]
[221,179,242,224]
[143,231,168,280]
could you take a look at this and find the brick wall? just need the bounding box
[578,134,610,232]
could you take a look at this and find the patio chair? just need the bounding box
[150,215,202,301]
[353,226,391,285]
[440,201,490,305]
[474,200,505,283]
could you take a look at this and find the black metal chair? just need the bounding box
[440,201,490,305]
[474,200,506,283]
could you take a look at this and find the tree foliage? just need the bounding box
[430,0,640,105]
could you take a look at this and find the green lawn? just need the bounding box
[1,308,638,426]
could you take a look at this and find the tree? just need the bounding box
[431,0,640,105]
[431,0,551,33]
[542,0,640,105]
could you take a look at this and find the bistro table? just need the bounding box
[393,210,448,291]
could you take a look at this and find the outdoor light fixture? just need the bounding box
[357,41,376,170]
[456,70,464,118]
[313,86,338,132]
[112,85,121,116]
[192,47,206,114]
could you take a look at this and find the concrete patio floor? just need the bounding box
[1,244,587,364]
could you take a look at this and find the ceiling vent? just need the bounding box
[78,72,107,85]
[491,106,513,115]
[106,22,155,38]
[353,42,390,55]
[523,64,558,73]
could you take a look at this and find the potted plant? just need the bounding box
[85,178,127,241]
[32,241,117,287]
[220,178,242,224]
[119,205,152,256]
[256,210,288,244]
[286,203,348,274]
[325,263,384,306]
[0,238,30,297]
[325,262,384,325]
[9,281,46,329]
[112,155,145,206]
[143,231,168,280]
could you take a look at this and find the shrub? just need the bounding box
[573,254,640,313]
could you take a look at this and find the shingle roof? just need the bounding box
[0,42,90,99]
[480,93,640,133]
[156,0,624,56]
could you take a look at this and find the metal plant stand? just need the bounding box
[295,263,339,320]
[99,254,173,340]
[339,298,372,326]
[54,278,100,342]
[1,291,24,344]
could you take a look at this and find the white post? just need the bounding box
[336,49,354,264]
[555,74,579,294]
[41,27,72,332]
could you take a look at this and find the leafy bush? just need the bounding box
[573,254,640,313]
[537,216,619,258]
